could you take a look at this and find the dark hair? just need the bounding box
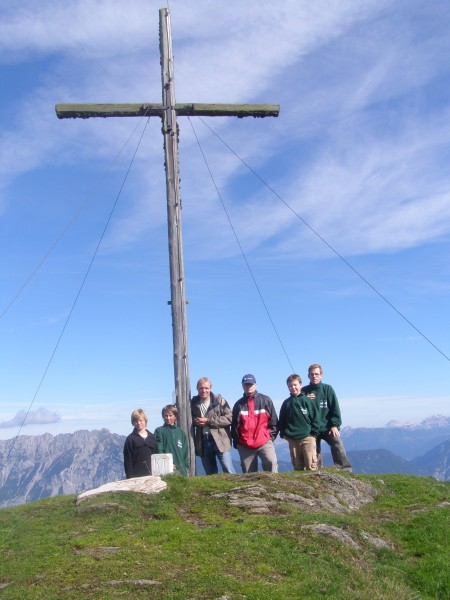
[162,404,178,418]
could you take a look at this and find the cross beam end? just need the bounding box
[175,103,280,118]
[55,103,165,119]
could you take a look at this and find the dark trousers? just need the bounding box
[316,431,352,471]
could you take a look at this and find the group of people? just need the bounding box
[123,404,190,477]
[123,363,352,478]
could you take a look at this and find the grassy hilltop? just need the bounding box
[0,471,448,599]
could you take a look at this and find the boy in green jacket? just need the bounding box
[279,374,319,470]
[154,404,189,476]
[302,363,352,471]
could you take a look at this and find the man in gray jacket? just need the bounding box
[191,377,236,475]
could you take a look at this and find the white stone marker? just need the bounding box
[151,453,174,476]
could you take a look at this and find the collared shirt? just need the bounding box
[200,399,211,434]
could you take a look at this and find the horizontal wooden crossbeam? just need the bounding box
[55,102,280,119]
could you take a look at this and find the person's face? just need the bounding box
[308,368,323,385]
[197,381,211,401]
[288,379,302,396]
[134,417,147,432]
[242,382,257,396]
[163,411,176,426]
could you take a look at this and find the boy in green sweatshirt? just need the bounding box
[279,374,319,470]
[154,404,189,476]
[302,363,352,471]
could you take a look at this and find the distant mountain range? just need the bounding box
[0,429,124,508]
[274,414,449,478]
[340,414,450,460]
[0,415,448,508]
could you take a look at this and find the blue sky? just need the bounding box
[1,0,449,441]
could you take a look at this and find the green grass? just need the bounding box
[0,472,448,599]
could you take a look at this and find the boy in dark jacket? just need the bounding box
[279,374,319,470]
[123,408,157,478]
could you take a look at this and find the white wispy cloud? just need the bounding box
[0,407,60,428]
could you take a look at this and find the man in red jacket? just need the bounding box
[231,374,279,473]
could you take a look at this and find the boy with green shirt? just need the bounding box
[279,374,319,470]
[154,404,189,476]
[302,363,352,471]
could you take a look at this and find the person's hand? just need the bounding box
[195,417,208,426]
[329,426,339,437]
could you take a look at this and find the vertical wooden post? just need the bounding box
[160,8,195,474]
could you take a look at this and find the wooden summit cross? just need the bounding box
[55,8,279,475]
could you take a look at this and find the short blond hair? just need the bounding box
[131,408,147,425]
[308,363,323,375]
[196,377,212,390]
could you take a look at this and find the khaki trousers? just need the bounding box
[237,440,278,473]
[285,435,318,470]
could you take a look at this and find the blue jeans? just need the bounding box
[201,434,235,475]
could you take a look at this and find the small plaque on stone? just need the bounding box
[151,453,173,476]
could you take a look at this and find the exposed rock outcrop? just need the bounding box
[211,471,378,515]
